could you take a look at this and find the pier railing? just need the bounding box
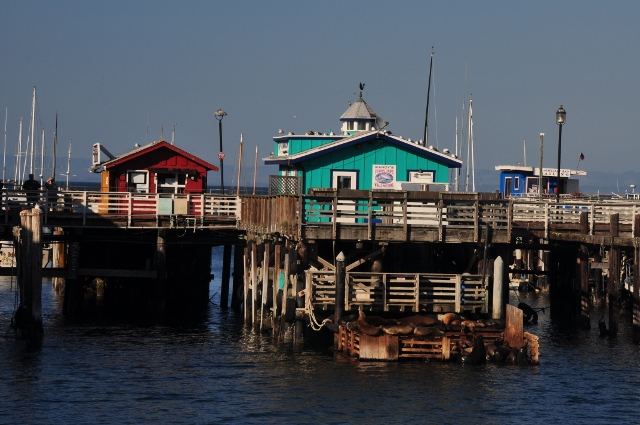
[1,190,240,228]
[306,270,487,314]
[240,192,640,242]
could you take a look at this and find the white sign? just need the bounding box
[372,164,396,189]
[92,143,101,165]
[540,167,570,178]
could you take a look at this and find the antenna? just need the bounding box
[171,124,176,145]
[423,47,434,146]
[375,116,389,131]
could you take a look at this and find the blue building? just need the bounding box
[265,91,463,194]
[495,165,586,198]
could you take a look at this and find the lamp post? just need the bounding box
[555,105,566,202]
[214,109,227,195]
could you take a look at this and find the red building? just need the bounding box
[90,141,217,194]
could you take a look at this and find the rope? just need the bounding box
[305,295,330,331]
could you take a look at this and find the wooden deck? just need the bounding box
[3,189,640,246]
[239,192,640,245]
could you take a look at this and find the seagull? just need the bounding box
[278,129,284,134]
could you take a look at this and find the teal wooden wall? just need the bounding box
[275,137,340,155]
[296,140,451,193]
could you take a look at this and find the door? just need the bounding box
[331,171,357,222]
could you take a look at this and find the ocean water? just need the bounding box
[1,247,640,425]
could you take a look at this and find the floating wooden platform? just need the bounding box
[335,305,539,363]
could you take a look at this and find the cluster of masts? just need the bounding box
[3,86,73,189]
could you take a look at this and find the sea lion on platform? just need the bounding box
[382,324,414,335]
[356,311,383,336]
[397,315,440,327]
[461,335,486,365]
[461,320,480,333]
[346,321,360,332]
[481,318,505,329]
[441,313,460,325]
[366,315,400,326]
[413,326,444,337]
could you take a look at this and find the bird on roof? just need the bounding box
[278,129,284,134]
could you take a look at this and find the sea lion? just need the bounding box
[493,345,512,362]
[413,326,444,337]
[366,316,400,326]
[506,348,519,365]
[481,318,505,329]
[382,324,414,335]
[356,311,383,336]
[441,313,460,325]
[516,346,531,366]
[518,303,538,325]
[461,320,480,333]
[461,335,486,365]
[397,315,440,327]
[346,321,360,332]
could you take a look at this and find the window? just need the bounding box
[156,172,187,194]
[127,171,149,193]
[347,122,354,131]
[514,177,520,191]
[357,121,367,130]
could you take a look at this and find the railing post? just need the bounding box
[335,251,345,325]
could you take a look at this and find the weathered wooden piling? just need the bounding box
[14,207,43,349]
[609,213,620,337]
[579,212,590,329]
[156,229,167,312]
[492,256,504,319]
[231,244,244,309]
[220,243,232,308]
[335,252,346,325]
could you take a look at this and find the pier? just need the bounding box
[5,188,640,356]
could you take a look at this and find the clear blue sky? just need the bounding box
[1,0,639,188]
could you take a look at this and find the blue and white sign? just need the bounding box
[373,164,396,188]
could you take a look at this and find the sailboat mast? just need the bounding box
[470,99,475,191]
[423,48,434,146]
[2,108,6,183]
[53,112,58,179]
[465,99,472,191]
[454,116,459,191]
[16,117,22,184]
[65,139,72,190]
[236,133,243,196]
[252,146,258,195]
[40,129,45,185]
[30,86,36,175]
[523,139,527,166]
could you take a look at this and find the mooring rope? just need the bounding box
[305,296,329,331]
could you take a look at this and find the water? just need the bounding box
[2,249,640,424]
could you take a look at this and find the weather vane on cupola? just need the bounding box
[354,82,367,99]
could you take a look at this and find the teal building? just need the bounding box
[265,92,462,194]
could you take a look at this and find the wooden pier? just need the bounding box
[6,188,640,353]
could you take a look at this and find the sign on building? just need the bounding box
[372,164,396,189]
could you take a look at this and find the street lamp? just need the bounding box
[214,109,227,195]
[556,105,566,202]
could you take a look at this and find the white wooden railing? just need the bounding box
[0,189,241,227]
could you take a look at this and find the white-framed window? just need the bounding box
[277,141,289,156]
[127,171,149,193]
[332,171,357,190]
[156,172,187,194]
[514,177,520,191]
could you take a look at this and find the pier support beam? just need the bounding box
[633,215,640,343]
[335,252,346,325]
[156,228,167,312]
[579,212,590,329]
[608,214,620,338]
[231,244,244,310]
[492,255,504,319]
[14,207,43,349]
[220,243,232,308]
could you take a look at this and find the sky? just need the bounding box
[1,0,639,190]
